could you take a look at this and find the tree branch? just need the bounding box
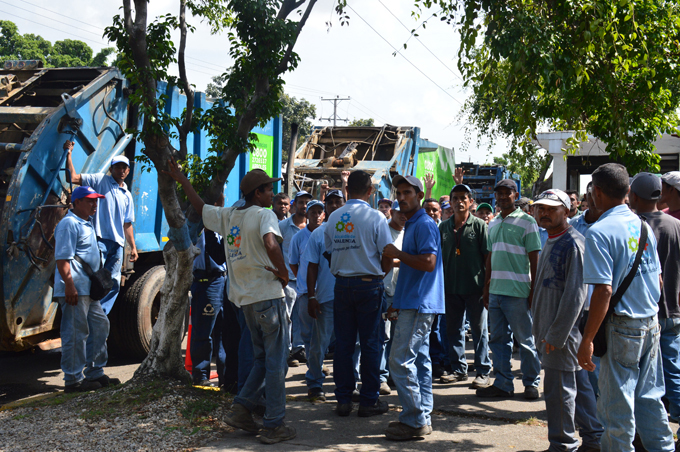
[123,0,133,33]
[278,0,306,19]
[177,0,194,159]
[276,0,317,74]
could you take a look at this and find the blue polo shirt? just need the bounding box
[279,215,304,281]
[81,173,135,246]
[324,199,392,277]
[583,205,661,318]
[393,208,445,314]
[53,211,102,297]
[289,226,313,295]
[569,210,597,309]
[304,223,336,303]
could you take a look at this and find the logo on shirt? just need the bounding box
[227,226,241,248]
[335,212,355,233]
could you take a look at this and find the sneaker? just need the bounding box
[424,424,433,435]
[88,375,121,387]
[193,379,216,387]
[336,403,353,417]
[358,399,389,417]
[440,372,467,384]
[470,374,491,389]
[64,380,102,393]
[524,386,540,400]
[259,422,296,444]
[290,349,307,364]
[322,365,330,376]
[287,356,300,367]
[385,421,429,441]
[224,403,262,433]
[476,385,514,398]
[352,388,361,403]
[308,387,326,402]
[379,382,392,395]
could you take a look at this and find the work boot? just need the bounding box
[224,403,262,433]
[476,385,513,398]
[336,402,353,417]
[88,375,121,387]
[64,380,102,393]
[322,365,331,376]
[440,372,467,384]
[523,386,539,400]
[308,387,326,402]
[352,388,361,402]
[385,421,429,441]
[379,382,392,395]
[470,374,491,389]
[358,399,389,417]
[259,422,296,444]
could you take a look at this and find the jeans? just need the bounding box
[234,298,289,429]
[446,293,491,376]
[296,293,314,353]
[659,316,680,429]
[221,297,241,390]
[389,309,435,429]
[380,294,393,383]
[429,314,450,367]
[233,304,254,393]
[284,281,304,354]
[333,277,384,406]
[57,296,109,385]
[598,315,674,452]
[487,294,541,393]
[97,238,123,315]
[306,301,335,389]
[580,311,601,397]
[189,274,226,383]
[544,368,603,451]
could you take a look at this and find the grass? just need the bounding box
[180,398,220,425]
[516,416,546,427]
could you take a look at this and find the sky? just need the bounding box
[1,0,508,164]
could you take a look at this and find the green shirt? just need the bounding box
[439,214,488,295]
[487,208,542,298]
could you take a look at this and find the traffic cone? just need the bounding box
[185,307,193,372]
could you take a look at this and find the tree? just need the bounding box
[104,0,319,380]
[349,118,374,127]
[0,21,114,67]
[492,148,551,197]
[410,0,680,173]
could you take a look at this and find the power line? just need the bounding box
[346,5,462,106]
[0,8,109,47]
[0,0,107,39]
[319,96,350,126]
[17,0,106,33]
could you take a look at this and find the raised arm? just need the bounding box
[64,141,82,185]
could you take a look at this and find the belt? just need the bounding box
[337,274,383,281]
[193,270,227,282]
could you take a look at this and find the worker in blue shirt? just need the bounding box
[382,175,445,441]
[324,171,393,418]
[66,141,138,315]
[54,186,121,393]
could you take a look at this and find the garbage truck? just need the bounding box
[0,62,283,357]
[291,125,455,202]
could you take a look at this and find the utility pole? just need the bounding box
[319,95,350,127]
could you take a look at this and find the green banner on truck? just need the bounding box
[415,145,456,200]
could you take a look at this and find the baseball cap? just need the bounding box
[661,171,680,191]
[494,179,518,192]
[111,155,130,167]
[306,199,324,211]
[631,172,662,200]
[392,174,424,192]
[441,201,451,210]
[294,190,313,201]
[515,196,531,208]
[533,189,571,209]
[240,169,282,196]
[378,198,392,206]
[72,186,105,201]
[451,184,472,194]
[476,202,493,212]
[326,189,344,200]
[391,200,400,211]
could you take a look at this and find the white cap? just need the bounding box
[662,171,680,191]
[111,155,130,167]
[533,189,571,209]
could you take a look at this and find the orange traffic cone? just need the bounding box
[185,307,193,373]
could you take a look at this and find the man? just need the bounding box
[477,179,542,399]
[629,172,680,438]
[566,190,582,219]
[272,192,290,221]
[660,171,680,220]
[440,200,453,221]
[382,175,444,440]
[532,189,602,452]
[324,170,393,417]
[516,197,532,214]
[289,200,325,360]
[190,195,227,387]
[474,203,494,225]
[280,190,313,366]
[423,198,442,224]
[165,160,295,444]
[54,186,120,393]
[66,141,138,315]
[439,184,491,389]
[577,163,674,451]
[305,190,345,401]
[377,198,392,220]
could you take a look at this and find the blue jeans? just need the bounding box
[487,294,541,393]
[544,368,603,451]
[189,274,226,383]
[57,296,109,385]
[389,309,435,429]
[333,277,384,406]
[97,238,123,315]
[233,304,254,393]
[306,301,335,389]
[429,314,450,367]
[380,294,393,383]
[296,293,314,353]
[284,281,304,354]
[598,315,674,452]
[659,317,680,430]
[446,293,491,376]
[221,296,241,389]
[234,298,289,429]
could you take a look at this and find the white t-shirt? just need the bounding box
[384,225,404,297]
[203,204,284,307]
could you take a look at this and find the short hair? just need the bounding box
[244,183,269,202]
[422,198,439,207]
[273,192,289,203]
[565,190,578,197]
[591,163,629,200]
[347,170,372,197]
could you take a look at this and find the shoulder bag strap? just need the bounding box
[607,217,649,312]
[73,255,94,277]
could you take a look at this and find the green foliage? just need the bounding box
[349,118,375,127]
[281,93,316,160]
[492,147,550,197]
[411,0,680,173]
[0,21,114,67]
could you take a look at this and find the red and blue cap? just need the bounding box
[72,186,105,201]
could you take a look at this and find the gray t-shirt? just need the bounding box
[642,211,680,319]
[531,227,587,372]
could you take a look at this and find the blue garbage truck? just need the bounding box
[0,63,282,357]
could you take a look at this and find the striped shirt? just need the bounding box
[487,208,542,298]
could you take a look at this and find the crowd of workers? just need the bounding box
[52,138,680,450]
